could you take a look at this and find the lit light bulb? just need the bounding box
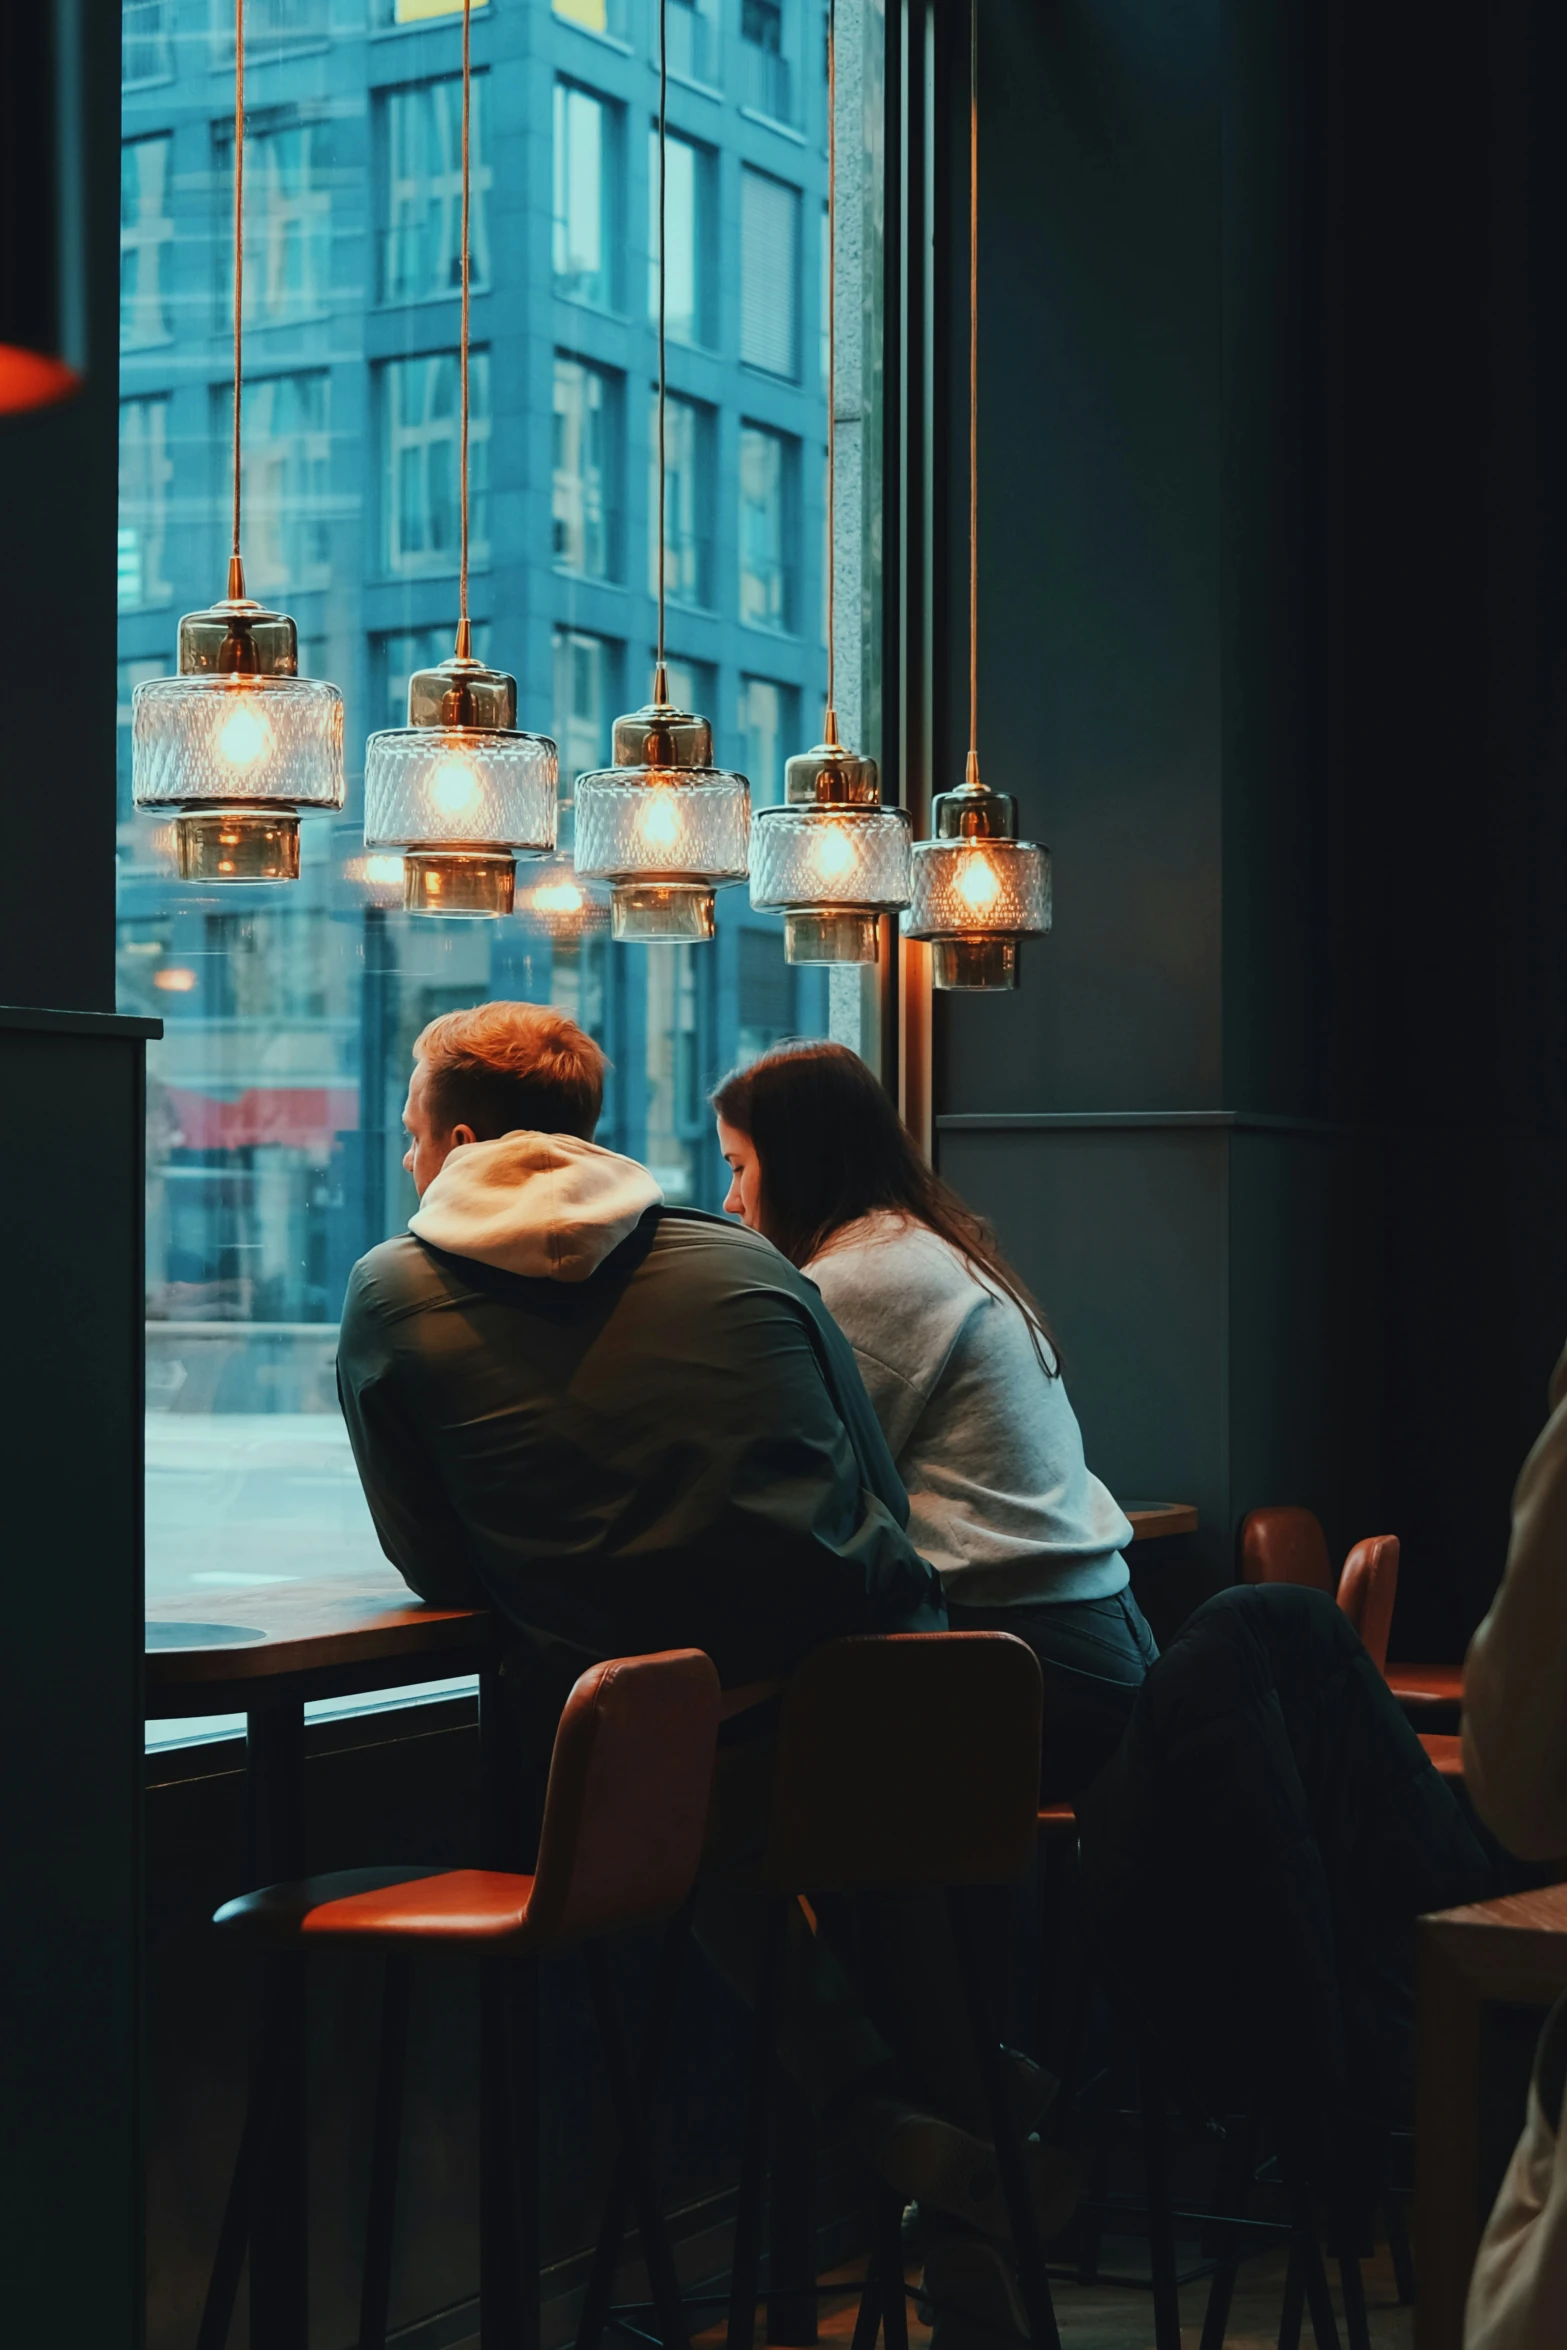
[216,697,271,770]
[533,880,585,915]
[361,854,405,887]
[956,849,1002,915]
[814,823,855,881]
[638,788,682,854]
[429,755,481,817]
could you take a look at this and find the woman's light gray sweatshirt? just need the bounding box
[806,1210,1133,1604]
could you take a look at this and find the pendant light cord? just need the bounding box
[457,0,473,658]
[825,0,837,735]
[967,0,978,783]
[229,0,245,592]
[655,0,668,693]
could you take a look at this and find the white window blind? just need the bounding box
[740,167,799,378]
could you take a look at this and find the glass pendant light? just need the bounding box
[132,0,343,883]
[362,0,555,917]
[904,0,1049,992]
[573,0,749,945]
[514,803,612,940]
[750,0,909,965]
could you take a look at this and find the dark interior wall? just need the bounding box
[0,0,121,1012]
[928,0,1567,1652]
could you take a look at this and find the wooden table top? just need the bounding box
[1422,1881,1567,2001]
[144,1502,1199,1714]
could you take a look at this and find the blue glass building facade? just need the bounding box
[117,0,833,1364]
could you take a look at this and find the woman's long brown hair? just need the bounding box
[711,1040,1060,1375]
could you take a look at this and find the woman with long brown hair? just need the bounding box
[712,1039,1155,1805]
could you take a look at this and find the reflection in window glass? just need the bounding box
[121,137,174,348]
[648,129,711,346]
[740,0,794,122]
[383,349,490,575]
[118,396,172,609]
[380,76,491,305]
[554,358,620,578]
[553,628,619,782]
[665,0,718,84]
[554,83,621,308]
[117,0,864,1689]
[217,117,332,327]
[232,373,333,595]
[553,0,628,34]
[652,391,713,606]
[738,423,794,630]
[739,675,798,807]
[124,0,172,85]
[740,167,799,376]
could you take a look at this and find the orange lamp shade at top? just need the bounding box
[0,345,81,416]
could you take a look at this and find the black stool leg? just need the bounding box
[197,2020,281,2350]
[1383,2191,1415,2305]
[515,1957,543,2350]
[585,1941,690,2350]
[480,1953,520,2350]
[576,1905,693,2350]
[1139,2043,1182,2350]
[848,2257,882,2350]
[1333,2222,1371,2350]
[726,1898,788,2350]
[357,1953,413,2350]
[1199,2110,1258,2350]
[947,1890,1064,2350]
[874,2183,908,2350]
[767,2062,818,2345]
[1288,2189,1341,2350]
[1278,2239,1305,2350]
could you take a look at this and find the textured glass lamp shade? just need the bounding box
[751,808,912,963]
[132,598,344,882]
[514,855,613,941]
[574,694,749,942]
[904,776,1051,991]
[749,731,910,963]
[363,655,557,916]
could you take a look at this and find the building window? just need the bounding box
[228,372,333,595]
[378,0,489,22]
[121,136,175,349]
[739,0,794,122]
[648,128,713,348]
[553,358,621,580]
[118,396,173,610]
[382,349,490,576]
[738,423,795,631]
[554,83,622,310]
[376,623,491,729]
[651,391,714,608]
[212,0,330,56]
[379,76,491,306]
[661,655,718,722]
[740,168,800,378]
[552,628,620,784]
[663,0,718,84]
[553,0,629,36]
[738,676,798,807]
[123,0,172,84]
[217,116,332,328]
[737,925,796,1063]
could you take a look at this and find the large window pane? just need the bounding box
[739,0,796,123]
[118,0,874,1731]
[651,390,713,606]
[379,75,491,305]
[554,357,621,579]
[554,83,622,309]
[382,349,490,575]
[216,116,332,327]
[738,422,796,630]
[648,128,712,347]
[740,167,799,377]
[121,136,174,348]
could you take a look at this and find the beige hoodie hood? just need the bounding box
[408,1131,663,1283]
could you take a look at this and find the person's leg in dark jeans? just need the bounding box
[944,1588,1159,1804]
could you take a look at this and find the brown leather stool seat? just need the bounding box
[1420,1732,1465,1781]
[199,1648,721,2350]
[1241,1506,1463,1722]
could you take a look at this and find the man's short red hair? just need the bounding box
[414,1002,607,1142]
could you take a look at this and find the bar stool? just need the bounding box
[1241,1506,1461,1719]
[727,1632,1060,2350]
[197,1647,721,2350]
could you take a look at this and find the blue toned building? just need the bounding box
[116,0,832,1361]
